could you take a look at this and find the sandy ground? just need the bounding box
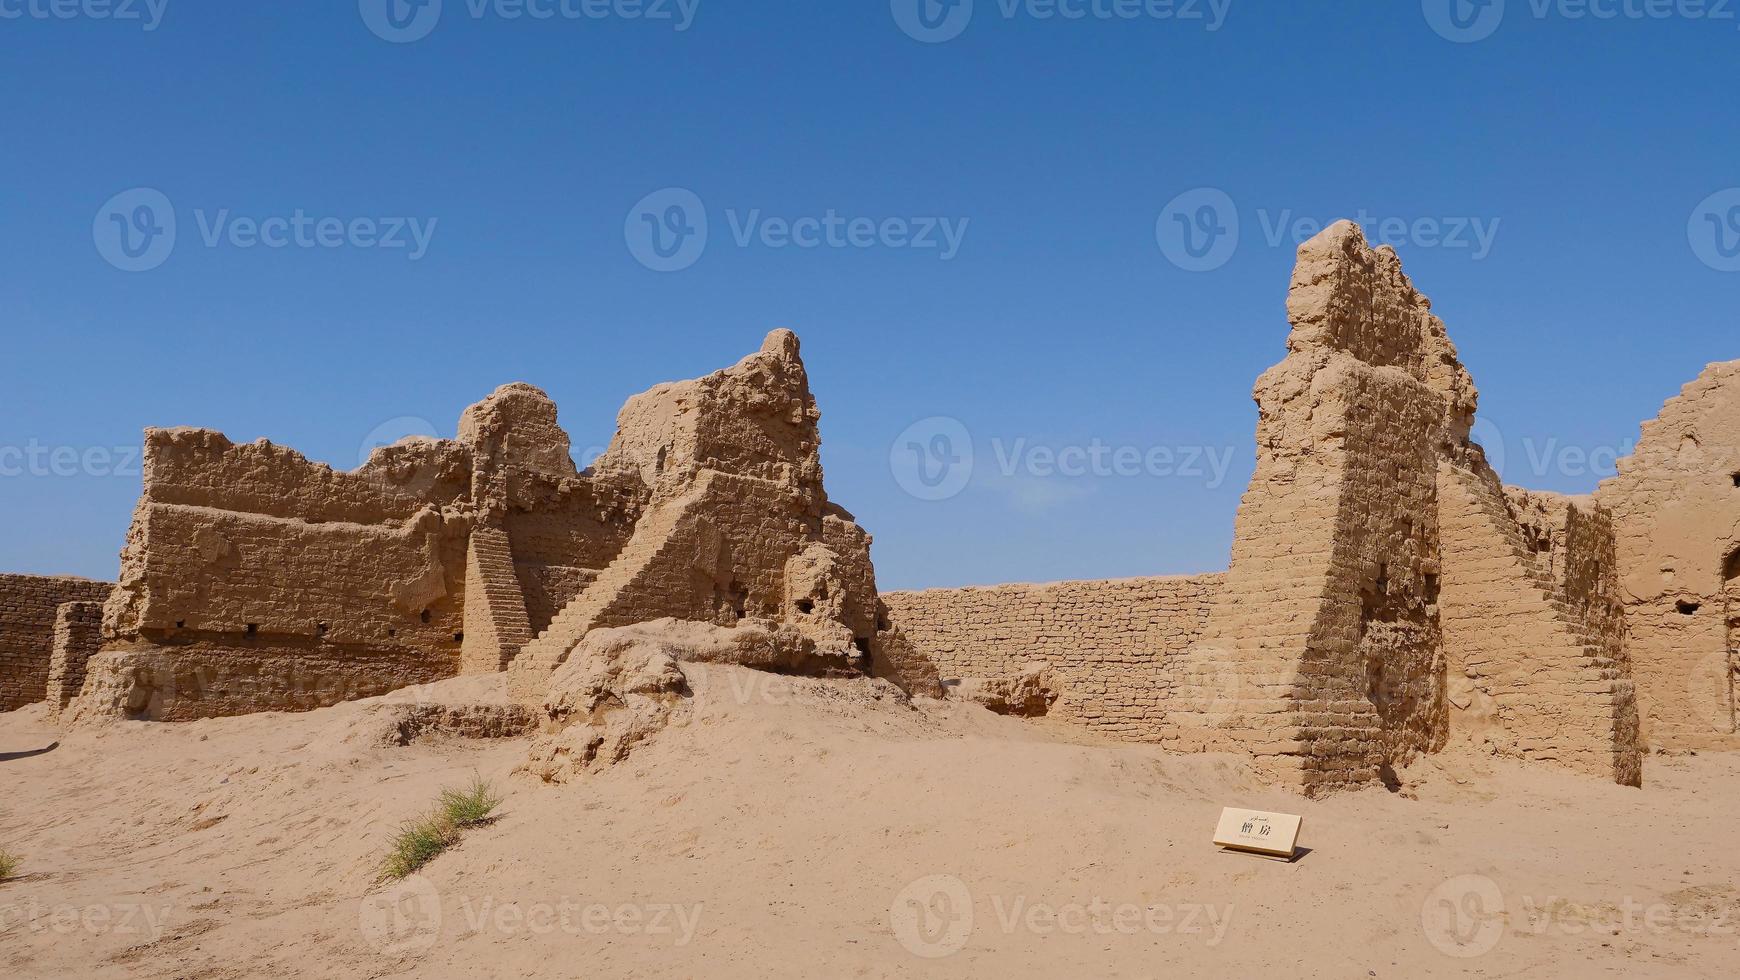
[2,667,1736,979]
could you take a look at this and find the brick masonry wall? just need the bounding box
[0,574,115,710]
[879,575,1222,739]
[47,601,104,715]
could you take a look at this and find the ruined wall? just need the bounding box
[0,574,114,710]
[1598,360,1740,749]
[1163,222,1454,795]
[45,601,104,717]
[507,331,891,705]
[880,575,1221,737]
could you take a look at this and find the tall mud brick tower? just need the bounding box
[1166,221,1641,795]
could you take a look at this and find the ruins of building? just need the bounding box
[886,222,1652,794]
[55,330,894,722]
[1597,361,1740,750]
[4,220,1734,797]
[0,574,114,711]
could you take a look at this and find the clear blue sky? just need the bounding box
[2,1,1736,590]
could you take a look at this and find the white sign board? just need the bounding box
[1213,807,1302,859]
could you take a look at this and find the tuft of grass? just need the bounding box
[439,775,503,828]
[0,849,19,882]
[381,777,501,880]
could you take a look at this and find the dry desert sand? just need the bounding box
[3,667,1736,979]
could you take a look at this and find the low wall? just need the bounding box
[0,574,115,710]
[880,574,1223,739]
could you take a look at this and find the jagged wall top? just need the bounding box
[1286,221,1478,446]
[593,329,826,498]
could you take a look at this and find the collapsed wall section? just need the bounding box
[506,331,894,705]
[1597,360,1740,749]
[0,574,114,710]
[879,575,1221,737]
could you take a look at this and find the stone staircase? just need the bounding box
[1437,459,1638,783]
[459,525,534,674]
[505,480,704,703]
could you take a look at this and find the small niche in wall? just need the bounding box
[420,609,432,624]
[1731,472,1740,488]
[245,623,258,637]
[796,599,815,615]
[1677,600,1702,616]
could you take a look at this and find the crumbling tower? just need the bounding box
[1166,222,1641,793]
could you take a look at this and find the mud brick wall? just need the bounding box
[47,601,105,715]
[0,575,114,710]
[879,575,1222,738]
[1597,360,1740,750]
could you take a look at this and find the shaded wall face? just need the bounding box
[880,575,1221,738]
[1306,364,1447,779]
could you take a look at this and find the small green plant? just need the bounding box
[0,849,20,882]
[381,777,501,880]
[439,775,503,828]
